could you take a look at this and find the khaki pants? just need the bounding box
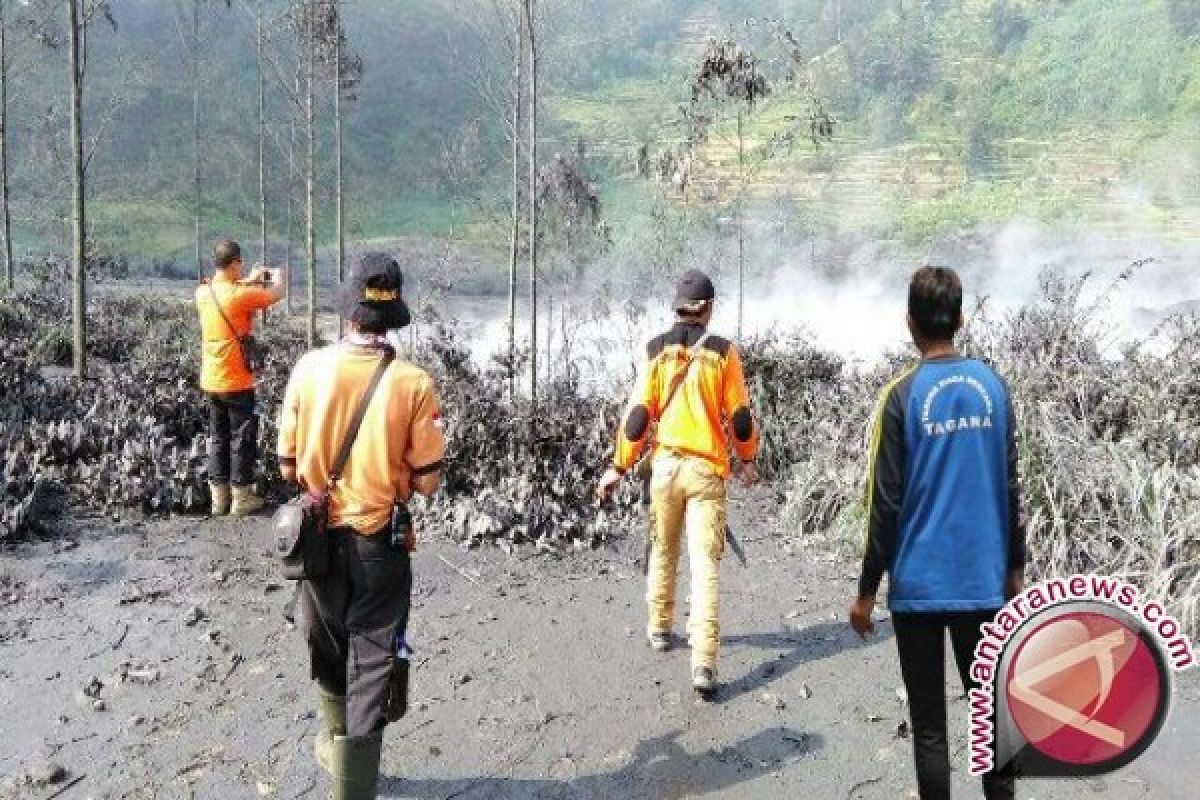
[646,452,727,670]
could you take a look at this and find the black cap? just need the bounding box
[673,269,716,312]
[340,252,412,330]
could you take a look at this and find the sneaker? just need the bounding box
[692,666,717,693]
[648,632,671,653]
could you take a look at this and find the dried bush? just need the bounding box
[779,272,1200,635]
[2,277,1195,637]
[0,291,309,537]
[0,293,640,551]
[411,316,640,552]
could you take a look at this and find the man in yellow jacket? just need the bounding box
[598,270,760,694]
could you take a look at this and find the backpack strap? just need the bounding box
[207,281,241,342]
[655,331,711,422]
[326,349,396,492]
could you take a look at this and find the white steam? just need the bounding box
[441,219,1200,372]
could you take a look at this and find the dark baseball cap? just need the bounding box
[673,269,716,312]
[340,252,412,330]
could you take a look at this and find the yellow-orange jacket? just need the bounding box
[614,322,759,478]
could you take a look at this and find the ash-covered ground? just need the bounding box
[1,491,1196,800]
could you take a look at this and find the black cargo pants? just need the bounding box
[301,526,412,736]
[893,611,1017,800]
[206,389,258,486]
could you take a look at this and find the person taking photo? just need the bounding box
[196,238,286,517]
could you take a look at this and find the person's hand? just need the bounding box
[281,463,298,485]
[405,527,418,553]
[736,461,760,487]
[849,595,877,640]
[595,467,623,504]
[1005,568,1025,600]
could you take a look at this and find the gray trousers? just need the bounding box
[206,390,257,486]
[300,526,411,736]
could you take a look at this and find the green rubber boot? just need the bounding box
[330,732,383,800]
[314,690,347,776]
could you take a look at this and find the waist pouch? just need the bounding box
[272,492,331,581]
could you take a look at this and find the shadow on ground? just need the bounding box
[381,727,823,799]
[719,619,895,702]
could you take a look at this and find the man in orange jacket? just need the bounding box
[196,239,286,516]
[598,270,760,694]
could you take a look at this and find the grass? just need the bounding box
[550,78,681,144]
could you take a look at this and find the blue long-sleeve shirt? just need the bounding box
[858,356,1026,612]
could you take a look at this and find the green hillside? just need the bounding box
[3,0,1198,271]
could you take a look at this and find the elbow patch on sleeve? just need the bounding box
[624,405,650,442]
[732,406,754,442]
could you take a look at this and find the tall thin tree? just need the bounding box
[0,0,12,292]
[284,71,297,314]
[177,1,229,279]
[191,0,201,279]
[316,0,360,336]
[67,0,86,378]
[332,0,344,333]
[304,0,317,346]
[506,4,523,400]
[255,4,269,325]
[523,0,538,409]
[256,4,267,262]
[735,110,745,338]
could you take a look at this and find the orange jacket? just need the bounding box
[614,322,759,478]
[195,277,274,394]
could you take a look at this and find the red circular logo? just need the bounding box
[1006,611,1164,766]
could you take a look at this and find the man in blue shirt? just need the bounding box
[850,266,1025,800]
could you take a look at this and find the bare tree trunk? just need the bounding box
[285,74,297,315]
[304,0,317,347]
[0,0,12,292]
[68,0,86,379]
[256,7,268,324]
[192,0,201,280]
[409,275,417,351]
[523,0,538,411]
[546,282,553,381]
[736,111,745,340]
[507,10,523,401]
[333,4,345,336]
[256,8,267,262]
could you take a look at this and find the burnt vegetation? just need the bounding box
[1,267,1196,634]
